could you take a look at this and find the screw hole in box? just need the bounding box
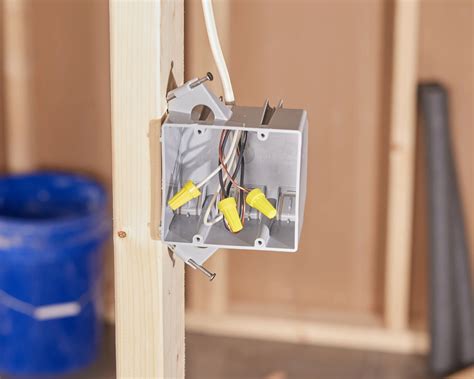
[257,131,269,141]
[256,239,265,247]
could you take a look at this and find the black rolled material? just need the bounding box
[419,83,474,377]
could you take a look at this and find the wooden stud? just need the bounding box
[3,0,34,172]
[384,0,420,330]
[109,1,184,377]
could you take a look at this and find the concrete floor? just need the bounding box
[186,333,434,379]
[58,325,435,379]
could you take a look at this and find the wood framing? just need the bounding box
[3,0,33,172]
[109,1,184,377]
[187,312,428,354]
[384,0,420,330]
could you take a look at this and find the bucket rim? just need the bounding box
[0,171,108,228]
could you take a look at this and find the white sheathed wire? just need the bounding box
[196,130,241,189]
[201,0,235,104]
[203,185,223,226]
[195,0,237,191]
[203,185,224,226]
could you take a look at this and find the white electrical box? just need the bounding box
[161,77,308,273]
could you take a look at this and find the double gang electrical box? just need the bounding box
[161,77,308,267]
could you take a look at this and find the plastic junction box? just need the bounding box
[161,75,308,276]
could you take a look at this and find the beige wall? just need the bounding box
[186,0,474,328]
[25,0,111,178]
[1,0,111,183]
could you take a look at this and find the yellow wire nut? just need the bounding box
[218,197,243,233]
[246,188,277,219]
[168,180,201,211]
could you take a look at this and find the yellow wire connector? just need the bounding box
[168,180,201,211]
[218,197,243,233]
[246,188,277,219]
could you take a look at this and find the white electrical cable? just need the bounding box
[196,130,241,189]
[203,189,223,226]
[201,0,235,104]
[198,0,239,224]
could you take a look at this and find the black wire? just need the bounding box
[238,132,248,220]
[218,130,230,198]
[218,164,225,198]
[238,156,245,219]
[228,131,247,221]
[218,130,231,231]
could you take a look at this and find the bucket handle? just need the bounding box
[0,287,96,321]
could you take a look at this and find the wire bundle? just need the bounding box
[218,130,249,230]
[201,129,248,231]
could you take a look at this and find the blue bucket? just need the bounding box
[0,172,110,375]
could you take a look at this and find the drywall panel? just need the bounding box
[411,0,474,328]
